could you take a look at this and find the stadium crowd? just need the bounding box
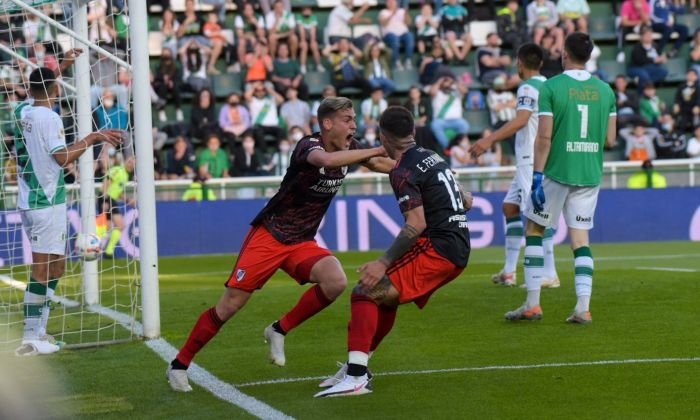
[2,0,700,190]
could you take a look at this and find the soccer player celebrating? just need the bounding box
[167,97,393,392]
[470,43,560,288]
[315,106,472,397]
[14,67,123,356]
[504,32,616,323]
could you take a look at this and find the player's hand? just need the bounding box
[93,130,126,147]
[358,260,389,289]
[531,171,545,212]
[64,48,84,62]
[469,137,491,158]
[374,145,389,158]
[461,189,473,211]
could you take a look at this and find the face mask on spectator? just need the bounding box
[365,133,376,143]
[103,98,114,109]
[279,143,291,153]
[292,131,304,142]
[662,123,672,132]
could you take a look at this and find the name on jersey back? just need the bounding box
[416,153,444,173]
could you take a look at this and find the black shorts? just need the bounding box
[98,196,124,220]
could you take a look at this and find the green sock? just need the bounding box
[24,278,47,340]
[106,229,122,255]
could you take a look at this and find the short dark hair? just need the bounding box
[379,106,414,141]
[516,43,543,70]
[317,96,354,122]
[564,32,594,64]
[29,67,57,97]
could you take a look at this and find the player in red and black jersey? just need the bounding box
[167,97,394,392]
[316,106,473,397]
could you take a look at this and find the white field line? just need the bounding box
[234,357,700,388]
[1,276,292,420]
[635,267,698,273]
[0,275,80,308]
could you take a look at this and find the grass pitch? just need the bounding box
[9,241,700,419]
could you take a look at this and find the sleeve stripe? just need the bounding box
[609,112,617,116]
[539,112,553,116]
[50,145,65,153]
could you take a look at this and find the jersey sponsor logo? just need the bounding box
[398,195,410,204]
[533,208,550,219]
[448,214,467,222]
[568,87,600,101]
[31,235,38,243]
[566,141,599,153]
[236,268,246,281]
[517,96,534,108]
[319,166,348,176]
[416,153,444,173]
[310,177,344,194]
[575,215,592,223]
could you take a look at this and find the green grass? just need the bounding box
[6,241,700,419]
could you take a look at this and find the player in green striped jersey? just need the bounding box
[504,32,617,324]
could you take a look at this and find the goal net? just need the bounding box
[0,0,146,351]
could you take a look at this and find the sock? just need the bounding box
[278,285,333,333]
[271,320,286,336]
[524,236,544,308]
[543,228,558,278]
[573,246,594,313]
[39,279,58,337]
[105,228,122,255]
[347,351,369,376]
[370,305,397,352]
[23,278,47,341]
[175,306,225,368]
[347,293,378,376]
[503,217,523,273]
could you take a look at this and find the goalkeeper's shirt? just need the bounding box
[14,102,67,210]
[538,69,616,187]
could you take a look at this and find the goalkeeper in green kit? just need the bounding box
[505,32,617,324]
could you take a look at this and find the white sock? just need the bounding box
[39,287,55,337]
[524,236,544,308]
[543,228,558,278]
[503,217,523,273]
[348,351,369,367]
[574,247,594,313]
[23,279,47,341]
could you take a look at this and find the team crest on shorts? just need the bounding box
[236,269,246,282]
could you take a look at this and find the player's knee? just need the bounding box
[321,271,347,297]
[502,203,519,218]
[48,265,65,280]
[217,289,250,321]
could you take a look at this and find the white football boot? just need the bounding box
[166,366,193,392]
[14,339,60,357]
[264,324,286,367]
[319,361,374,388]
[314,373,372,398]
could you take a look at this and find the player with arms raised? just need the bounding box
[167,97,394,392]
[505,32,616,323]
[471,43,559,288]
[14,66,123,356]
[315,106,472,397]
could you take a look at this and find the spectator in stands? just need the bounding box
[88,0,116,45]
[628,26,668,89]
[556,0,590,35]
[264,137,294,176]
[650,0,688,58]
[165,136,197,180]
[619,0,652,54]
[198,133,230,179]
[404,86,435,151]
[324,38,372,97]
[310,85,336,132]
[95,89,128,131]
[153,47,184,123]
[201,0,226,24]
[620,124,658,160]
[477,33,519,88]
[415,3,440,55]
[234,2,266,73]
[203,12,235,73]
[655,113,688,157]
[690,29,700,77]
[586,42,608,82]
[359,125,380,149]
[266,0,299,60]
[233,133,264,176]
[379,0,415,69]
[280,87,312,134]
[190,88,220,143]
[271,42,308,100]
[180,38,211,92]
[288,125,306,146]
[363,41,395,96]
[429,75,470,150]
[687,125,700,159]
[640,81,666,126]
[159,8,179,55]
[327,0,371,45]
[219,92,251,148]
[182,175,217,201]
[360,87,388,133]
[28,43,58,75]
[614,74,645,127]
[297,6,323,73]
[477,128,502,191]
[244,40,274,85]
[627,159,667,188]
[439,0,473,61]
[245,81,285,147]
[486,75,517,131]
[673,69,700,132]
[177,0,223,75]
[527,0,564,51]
[259,0,291,16]
[448,134,475,169]
[496,0,527,51]
[22,10,54,45]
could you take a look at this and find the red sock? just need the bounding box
[279,284,333,333]
[347,294,379,353]
[370,305,397,351]
[176,307,224,367]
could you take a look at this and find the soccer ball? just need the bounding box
[75,233,102,261]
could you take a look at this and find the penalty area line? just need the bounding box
[635,267,698,273]
[234,357,700,388]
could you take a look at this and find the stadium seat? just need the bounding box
[305,71,331,96]
[598,60,627,80]
[589,17,617,41]
[212,73,242,98]
[393,68,419,93]
[676,14,700,37]
[665,58,688,83]
[464,110,491,136]
[469,21,497,47]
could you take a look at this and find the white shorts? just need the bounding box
[524,176,600,230]
[503,165,532,211]
[20,204,68,255]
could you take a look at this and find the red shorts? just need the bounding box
[387,238,464,309]
[225,225,333,292]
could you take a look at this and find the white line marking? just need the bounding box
[636,267,698,273]
[1,276,292,420]
[476,253,700,264]
[234,357,700,388]
[0,275,80,308]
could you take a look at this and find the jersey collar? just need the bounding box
[563,69,591,81]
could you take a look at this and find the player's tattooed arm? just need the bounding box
[456,183,473,211]
[379,223,421,267]
[362,156,396,174]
